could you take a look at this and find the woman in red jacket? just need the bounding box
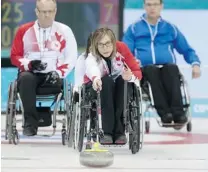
[85,27,142,144]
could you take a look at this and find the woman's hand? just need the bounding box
[122,67,132,81]
[92,78,102,91]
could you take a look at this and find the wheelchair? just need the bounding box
[67,79,144,154]
[141,73,192,133]
[5,76,73,145]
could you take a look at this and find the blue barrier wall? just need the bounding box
[1,68,208,117]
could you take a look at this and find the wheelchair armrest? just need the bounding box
[179,72,186,83]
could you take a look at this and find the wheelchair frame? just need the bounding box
[142,74,192,133]
[67,80,144,154]
[5,79,73,145]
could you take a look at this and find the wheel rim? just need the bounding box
[129,86,141,152]
[74,103,80,149]
[5,83,12,140]
[8,82,17,142]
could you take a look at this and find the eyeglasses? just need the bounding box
[145,3,161,7]
[37,8,56,15]
[98,41,112,48]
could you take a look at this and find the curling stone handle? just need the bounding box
[97,92,103,131]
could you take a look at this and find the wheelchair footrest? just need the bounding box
[101,143,126,147]
[162,123,185,128]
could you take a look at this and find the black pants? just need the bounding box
[142,64,184,120]
[17,71,61,128]
[87,75,128,137]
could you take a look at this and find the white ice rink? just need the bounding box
[1,116,208,172]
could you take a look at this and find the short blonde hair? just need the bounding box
[91,27,116,61]
[36,0,57,6]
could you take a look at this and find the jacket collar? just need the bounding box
[141,13,162,24]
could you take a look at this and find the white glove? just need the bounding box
[92,78,102,91]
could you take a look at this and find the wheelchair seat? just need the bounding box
[36,83,62,95]
[68,82,144,154]
[5,77,72,145]
[141,72,185,102]
[15,78,63,96]
[140,71,192,133]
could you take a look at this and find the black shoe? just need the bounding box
[114,135,127,144]
[174,115,188,124]
[23,127,37,136]
[100,134,113,145]
[161,113,173,123]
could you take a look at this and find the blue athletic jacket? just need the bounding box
[122,14,201,67]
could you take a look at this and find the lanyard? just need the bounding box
[38,26,52,59]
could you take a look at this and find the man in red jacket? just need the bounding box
[10,0,77,136]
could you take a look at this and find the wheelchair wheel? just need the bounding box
[7,81,18,144]
[12,128,19,145]
[77,104,86,152]
[186,107,192,132]
[74,102,80,150]
[187,122,192,132]
[129,85,141,154]
[145,121,150,134]
[5,82,12,140]
[67,102,77,147]
[62,129,66,145]
[129,133,133,150]
[64,81,72,146]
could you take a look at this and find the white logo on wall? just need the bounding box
[193,104,208,113]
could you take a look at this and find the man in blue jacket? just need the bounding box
[123,0,201,124]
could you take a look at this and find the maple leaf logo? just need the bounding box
[55,32,66,52]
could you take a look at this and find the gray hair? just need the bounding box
[36,0,57,6]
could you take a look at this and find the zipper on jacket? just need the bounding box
[41,29,46,59]
[39,29,46,59]
[143,20,159,64]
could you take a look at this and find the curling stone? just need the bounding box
[79,142,114,168]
